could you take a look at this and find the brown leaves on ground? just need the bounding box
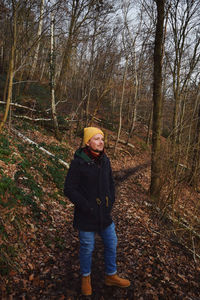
[0,127,200,299]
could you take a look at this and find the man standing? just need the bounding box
[64,127,130,296]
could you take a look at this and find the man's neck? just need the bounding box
[84,146,104,159]
[90,149,100,156]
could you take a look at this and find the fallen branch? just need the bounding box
[118,138,135,149]
[1,100,65,114]
[45,99,68,112]
[151,224,200,261]
[90,115,113,127]
[144,201,200,259]
[90,116,102,123]
[172,216,200,240]
[110,135,135,149]
[11,127,69,169]
[13,115,52,121]
[13,114,84,123]
[154,204,200,241]
[12,80,38,85]
[0,101,36,112]
[183,242,200,260]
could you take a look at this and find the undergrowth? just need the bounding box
[0,128,69,279]
[0,136,13,163]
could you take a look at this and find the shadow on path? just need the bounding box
[113,162,150,186]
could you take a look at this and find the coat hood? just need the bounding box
[74,148,92,162]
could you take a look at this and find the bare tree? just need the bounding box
[50,5,60,139]
[0,0,18,133]
[114,43,128,156]
[188,88,200,187]
[55,0,99,99]
[120,0,141,143]
[28,0,45,80]
[150,0,165,201]
[167,0,200,147]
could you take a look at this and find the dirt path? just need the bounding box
[10,161,200,299]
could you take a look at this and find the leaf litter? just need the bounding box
[0,126,200,299]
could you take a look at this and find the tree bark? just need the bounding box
[189,90,200,187]
[150,0,165,201]
[85,14,98,127]
[146,105,153,146]
[55,0,89,99]
[127,50,139,144]
[29,0,45,80]
[50,9,59,139]
[114,58,128,157]
[0,0,17,133]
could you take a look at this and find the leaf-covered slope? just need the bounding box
[0,126,70,292]
[0,124,200,299]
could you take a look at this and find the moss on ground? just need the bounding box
[0,127,69,279]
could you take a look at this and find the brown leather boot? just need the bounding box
[105,274,130,288]
[81,275,92,296]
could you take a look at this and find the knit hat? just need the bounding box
[83,127,104,145]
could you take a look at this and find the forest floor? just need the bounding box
[0,124,200,300]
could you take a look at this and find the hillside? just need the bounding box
[0,120,200,299]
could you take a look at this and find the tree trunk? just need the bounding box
[0,0,17,134]
[185,90,199,163]
[150,0,165,201]
[172,75,181,147]
[39,45,49,81]
[114,58,128,157]
[29,0,45,80]
[169,1,200,149]
[127,50,139,144]
[55,0,78,99]
[189,91,200,187]
[146,105,153,146]
[50,10,59,139]
[85,16,98,127]
[55,36,73,99]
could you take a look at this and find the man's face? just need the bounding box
[86,133,104,152]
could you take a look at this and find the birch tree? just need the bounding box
[114,54,128,156]
[50,4,59,139]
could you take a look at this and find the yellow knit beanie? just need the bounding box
[83,127,104,145]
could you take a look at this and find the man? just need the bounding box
[64,127,130,296]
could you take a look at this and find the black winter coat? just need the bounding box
[64,148,115,231]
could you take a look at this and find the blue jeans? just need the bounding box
[79,222,117,276]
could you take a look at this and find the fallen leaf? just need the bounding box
[29,274,34,281]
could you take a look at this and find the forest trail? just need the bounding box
[0,128,200,299]
[10,161,200,299]
[113,162,151,186]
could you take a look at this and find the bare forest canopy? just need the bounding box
[1,0,200,187]
[0,1,199,137]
